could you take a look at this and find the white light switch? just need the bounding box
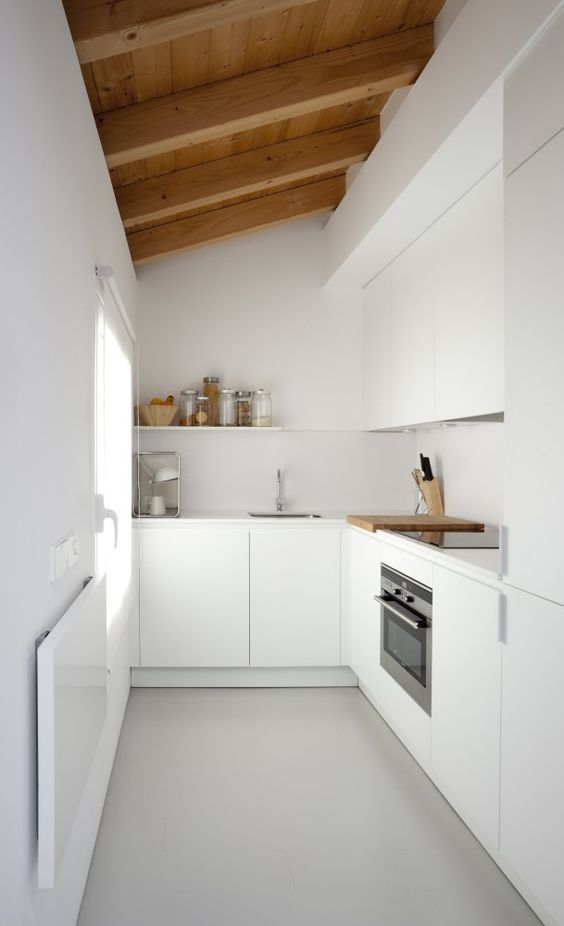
[50,532,80,583]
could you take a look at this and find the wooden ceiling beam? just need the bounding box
[127,175,346,263]
[98,25,433,168]
[66,0,316,64]
[117,120,379,229]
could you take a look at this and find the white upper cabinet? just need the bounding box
[390,231,435,427]
[361,167,504,430]
[432,165,504,421]
[250,529,341,667]
[362,267,393,430]
[504,9,564,177]
[504,123,564,605]
[431,567,501,848]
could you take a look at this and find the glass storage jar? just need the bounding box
[179,388,198,426]
[218,388,236,427]
[235,390,252,427]
[251,388,272,427]
[203,376,220,426]
[194,395,210,427]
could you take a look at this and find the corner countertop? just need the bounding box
[351,525,502,583]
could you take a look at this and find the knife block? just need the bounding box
[420,478,444,517]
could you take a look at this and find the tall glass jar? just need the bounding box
[194,395,210,427]
[179,388,198,426]
[235,390,252,427]
[203,376,220,426]
[218,388,236,427]
[251,388,272,427]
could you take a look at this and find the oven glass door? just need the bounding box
[379,597,432,715]
[382,607,427,685]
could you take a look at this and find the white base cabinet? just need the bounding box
[140,528,249,667]
[250,529,341,667]
[500,586,564,926]
[348,529,382,699]
[431,567,501,848]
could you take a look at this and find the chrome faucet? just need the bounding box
[276,467,284,512]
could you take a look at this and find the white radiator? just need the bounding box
[37,574,107,888]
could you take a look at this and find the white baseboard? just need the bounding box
[131,666,358,688]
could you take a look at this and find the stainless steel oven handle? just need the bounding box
[374,595,428,630]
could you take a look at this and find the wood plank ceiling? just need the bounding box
[63,0,446,264]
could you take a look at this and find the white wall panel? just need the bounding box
[37,577,107,889]
[0,0,138,922]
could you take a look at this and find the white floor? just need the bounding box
[78,688,542,926]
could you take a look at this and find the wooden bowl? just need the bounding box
[139,404,178,426]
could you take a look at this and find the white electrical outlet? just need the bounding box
[50,532,80,583]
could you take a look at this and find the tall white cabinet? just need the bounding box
[503,10,564,607]
[504,129,564,605]
[499,15,564,924]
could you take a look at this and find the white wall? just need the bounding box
[137,218,416,512]
[137,217,363,430]
[416,424,504,526]
[0,2,138,924]
[141,429,415,513]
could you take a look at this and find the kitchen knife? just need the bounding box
[420,454,434,481]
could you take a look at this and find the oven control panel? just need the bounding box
[381,564,432,621]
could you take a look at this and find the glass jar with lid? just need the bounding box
[179,388,198,426]
[194,395,210,427]
[251,388,272,427]
[235,390,252,427]
[203,376,220,426]
[218,388,236,427]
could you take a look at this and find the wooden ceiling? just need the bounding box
[64,0,445,264]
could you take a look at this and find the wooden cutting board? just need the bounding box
[347,514,485,533]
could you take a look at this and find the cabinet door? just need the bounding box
[140,528,249,667]
[431,568,501,847]
[390,231,435,427]
[500,586,564,926]
[362,268,393,430]
[348,530,382,698]
[250,529,341,667]
[504,129,564,605]
[504,9,564,176]
[433,165,504,421]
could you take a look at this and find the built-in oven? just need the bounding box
[377,564,433,716]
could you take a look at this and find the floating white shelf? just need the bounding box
[134,426,283,432]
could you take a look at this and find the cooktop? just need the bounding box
[396,528,500,549]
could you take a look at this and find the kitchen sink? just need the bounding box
[248,512,323,518]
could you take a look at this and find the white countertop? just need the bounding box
[133,509,350,526]
[133,510,502,582]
